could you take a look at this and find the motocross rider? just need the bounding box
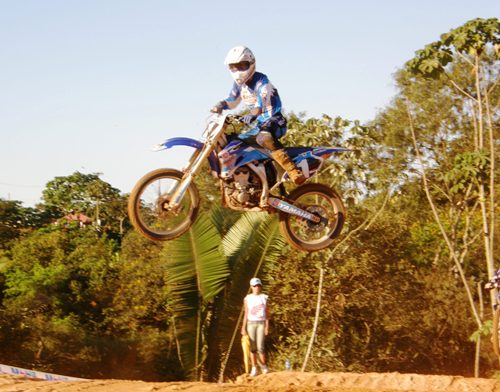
[211,46,306,185]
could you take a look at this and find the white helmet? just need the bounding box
[224,46,256,85]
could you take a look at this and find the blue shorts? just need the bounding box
[239,114,287,140]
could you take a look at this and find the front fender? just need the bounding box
[155,137,204,150]
[154,137,220,175]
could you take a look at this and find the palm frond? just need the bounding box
[223,215,286,329]
[210,205,240,236]
[221,211,268,267]
[164,213,229,377]
[166,213,229,302]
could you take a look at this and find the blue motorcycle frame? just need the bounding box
[128,113,347,251]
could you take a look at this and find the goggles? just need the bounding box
[228,61,251,72]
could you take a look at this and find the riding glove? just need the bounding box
[242,114,257,124]
[210,101,226,114]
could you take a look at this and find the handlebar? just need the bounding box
[225,114,243,124]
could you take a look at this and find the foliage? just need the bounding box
[105,230,184,380]
[0,199,52,249]
[211,212,286,380]
[444,151,490,195]
[157,209,285,380]
[0,227,115,376]
[406,18,499,78]
[163,213,229,379]
[0,199,27,249]
[282,113,380,203]
[42,171,128,239]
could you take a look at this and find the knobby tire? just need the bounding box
[128,168,200,241]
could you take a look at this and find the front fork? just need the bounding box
[167,146,207,210]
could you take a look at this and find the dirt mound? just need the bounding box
[1,371,500,392]
[237,371,500,391]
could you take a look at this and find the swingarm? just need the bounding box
[268,197,322,224]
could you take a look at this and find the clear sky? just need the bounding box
[0,0,497,206]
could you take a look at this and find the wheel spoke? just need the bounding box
[279,184,345,252]
[287,193,338,242]
[128,169,199,241]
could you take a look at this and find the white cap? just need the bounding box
[250,277,262,286]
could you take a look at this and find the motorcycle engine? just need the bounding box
[223,166,263,209]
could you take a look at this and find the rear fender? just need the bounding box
[286,147,349,179]
[286,147,349,159]
[154,137,220,176]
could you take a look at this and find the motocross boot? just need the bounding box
[271,149,306,185]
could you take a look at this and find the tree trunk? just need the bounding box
[406,103,482,329]
[301,265,324,371]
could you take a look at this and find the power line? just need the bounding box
[0,182,41,188]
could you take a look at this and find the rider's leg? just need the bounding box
[256,131,306,185]
[238,125,261,140]
[271,150,306,185]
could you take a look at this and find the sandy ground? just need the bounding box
[2,371,500,392]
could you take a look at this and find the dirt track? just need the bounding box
[2,371,500,392]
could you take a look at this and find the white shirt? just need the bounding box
[245,293,268,321]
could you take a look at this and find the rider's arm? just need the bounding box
[212,83,242,113]
[225,82,242,110]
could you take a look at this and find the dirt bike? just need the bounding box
[128,113,346,251]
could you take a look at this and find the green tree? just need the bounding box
[159,207,286,381]
[402,18,498,374]
[163,212,230,380]
[103,230,183,380]
[42,171,127,239]
[405,17,498,303]
[0,199,26,249]
[213,211,286,381]
[0,199,50,249]
[283,113,380,203]
[0,226,118,376]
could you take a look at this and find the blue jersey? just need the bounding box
[224,72,282,124]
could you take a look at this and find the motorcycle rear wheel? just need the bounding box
[128,168,200,241]
[279,184,345,252]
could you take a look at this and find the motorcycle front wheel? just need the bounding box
[128,168,200,241]
[279,184,345,252]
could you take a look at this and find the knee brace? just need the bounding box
[256,131,280,151]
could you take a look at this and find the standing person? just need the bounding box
[241,277,270,376]
[211,45,306,185]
